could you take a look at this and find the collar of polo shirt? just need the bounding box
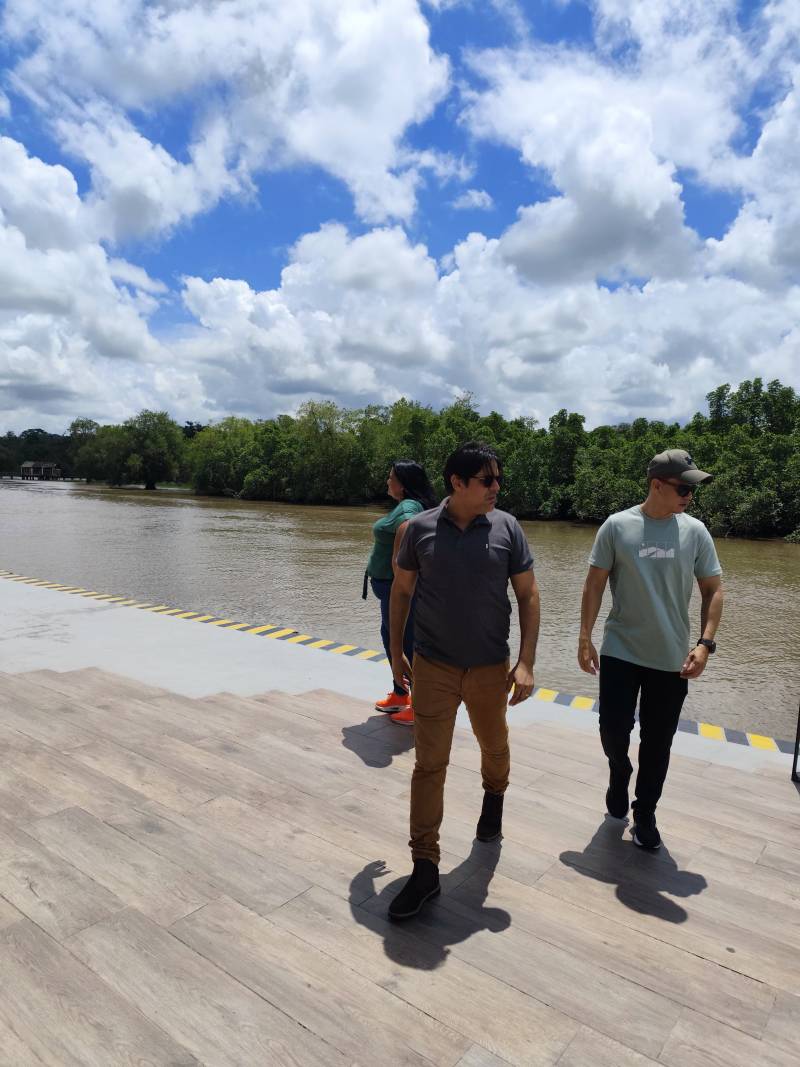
[440,498,491,528]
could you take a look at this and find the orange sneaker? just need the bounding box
[375,691,411,713]
[390,706,415,726]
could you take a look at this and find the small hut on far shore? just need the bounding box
[21,460,62,480]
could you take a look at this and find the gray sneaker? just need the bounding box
[605,767,631,820]
[632,811,661,850]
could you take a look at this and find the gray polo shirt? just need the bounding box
[396,502,533,668]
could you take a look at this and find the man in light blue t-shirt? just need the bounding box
[578,449,724,850]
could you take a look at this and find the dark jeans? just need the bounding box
[370,577,415,695]
[599,655,688,816]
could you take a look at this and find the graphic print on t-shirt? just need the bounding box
[638,541,676,559]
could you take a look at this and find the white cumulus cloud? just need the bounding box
[165,220,800,431]
[452,188,494,210]
[3,0,451,236]
[0,1,799,435]
[0,138,184,428]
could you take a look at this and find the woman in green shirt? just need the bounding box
[365,460,437,721]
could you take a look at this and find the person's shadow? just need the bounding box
[340,719,415,768]
[348,839,510,970]
[559,816,707,923]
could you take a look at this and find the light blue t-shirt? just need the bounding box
[589,506,722,673]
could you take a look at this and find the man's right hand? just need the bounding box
[578,638,599,675]
[391,654,412,690]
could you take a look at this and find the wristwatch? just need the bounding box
[697,638,716,653]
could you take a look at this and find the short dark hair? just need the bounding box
[443,441,502,493]
[392,460,437,510]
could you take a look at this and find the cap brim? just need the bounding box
[681,469,713,485]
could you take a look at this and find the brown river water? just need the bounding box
[1,480,799,740]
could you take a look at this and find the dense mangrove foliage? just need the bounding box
[4,378,799,540]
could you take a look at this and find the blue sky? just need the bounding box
[0,1,798,431]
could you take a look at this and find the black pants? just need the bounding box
[599,655,688,816]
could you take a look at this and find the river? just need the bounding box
[2,480,798,741]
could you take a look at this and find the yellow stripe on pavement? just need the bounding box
[330,644,357,655]
[355,649,382,659]
[175,611,199,619]
[747,732,778,751]
[227,622,252,630]
[699,723,725,741]
[570,695,595,710]
[265,628,297,639]
[192,614,216,622]
[246,624,279,635]
[534,688,558,702]
[285,633,313,643]
[306,639,334,649]
[208,618,234,626]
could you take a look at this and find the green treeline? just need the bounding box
[3,378,800,541]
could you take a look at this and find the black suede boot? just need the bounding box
[476,790,504,842]
[388,859,440,921]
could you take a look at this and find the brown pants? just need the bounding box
[410,654,510,864]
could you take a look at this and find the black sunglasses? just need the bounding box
[664,480,694,497]
[472,473,503,488]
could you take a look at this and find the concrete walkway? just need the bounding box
[0,577,792,772]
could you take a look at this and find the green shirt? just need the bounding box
[367,499,424,580]
[589,506,722,673]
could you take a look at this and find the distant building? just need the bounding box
[21,460,62,480]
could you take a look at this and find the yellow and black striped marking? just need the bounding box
[0,568,793,754]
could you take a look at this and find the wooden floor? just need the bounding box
[0,669,798,1066]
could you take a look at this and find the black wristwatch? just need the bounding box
[697,638,716,654]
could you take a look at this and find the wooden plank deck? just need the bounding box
[0,668,798,1066]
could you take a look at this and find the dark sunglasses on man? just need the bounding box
[472,473,503,488]
[664,480,694,498]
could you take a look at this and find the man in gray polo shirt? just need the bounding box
[387,441,540,920]
[579,449,724,851]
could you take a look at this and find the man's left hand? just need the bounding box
[680,645,709,679]
[507,661,535,705]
